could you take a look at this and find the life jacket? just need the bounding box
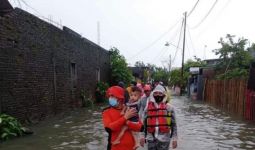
[146,101,171,133]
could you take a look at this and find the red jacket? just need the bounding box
[102,107,143,150]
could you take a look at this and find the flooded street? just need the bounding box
[172,97,255,150]
[0,107,108,150]
[1,96,255,150]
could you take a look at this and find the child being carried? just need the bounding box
[112,86,142,150]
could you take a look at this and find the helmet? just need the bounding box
[106,86,124,101]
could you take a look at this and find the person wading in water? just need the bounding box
[102,86,143,150]
[140,85,178,150]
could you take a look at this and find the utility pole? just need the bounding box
[169,54,171,72]
[181,12,187,94]
[203,45,207,60]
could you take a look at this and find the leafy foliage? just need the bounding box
[184,58,206,72]
[95,82,109,103]
[134,58,205,87]
[169,58,205,87]
[0,114,24,141]
[80,90,94,108]
[216,68,249,80]
[169,69,189,87]
[110,47,133,85]
[151,67,169,84]
[213,34,254,79]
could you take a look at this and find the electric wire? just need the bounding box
[16,0,22,8]
[172,19,184,66]
[12,0,17,7]
[141,18,184,65]
[151,46,169,63]
[187,24,197,57]
[128,17,182,60]
[19,0,63,28]
[190,0,218,29]
[187,0,200,17]
[196,0,232,38]
[20,0,41,14]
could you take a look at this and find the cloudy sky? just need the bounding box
[9,0,255,68]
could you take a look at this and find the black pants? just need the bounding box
[147,139,170,150]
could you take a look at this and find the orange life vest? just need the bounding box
[146,101,171,133]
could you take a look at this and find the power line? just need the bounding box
[196,0,232,38]
[12,0,17,6]
[20,0,63,28]
[190,0,218,29]
[151,46,169,63]
[186,24,197,57]
[172,19,184,66]
[128,17,182,60]
[187,0,200,17]
[20,0,41,14]
[16,0,22,8]
[167,22,183,43]
[158,46,172,61]
[131,18,183,64]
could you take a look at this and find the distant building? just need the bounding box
[204,58,221,67]
[129,67,151,82]
[187,58,220,100]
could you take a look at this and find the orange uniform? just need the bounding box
[102,107,143,150]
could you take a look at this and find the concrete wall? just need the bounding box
[0,8,110,122]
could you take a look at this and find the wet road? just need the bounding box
[1,96,255,150]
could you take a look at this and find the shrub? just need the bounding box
[0,114,24,140]
[80,90,94,108]
[95,82,109,103]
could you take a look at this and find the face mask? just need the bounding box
[154,96,164,103]
[109,97,118,107]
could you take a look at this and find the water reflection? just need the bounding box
[0,97,255,150]
[174,97,255,150]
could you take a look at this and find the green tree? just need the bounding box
[184,58,206,72]
[213,34,253,79]
[151,67,169,84]
[134,61,146,67]
[169,69,181,86]
[110,47,133,85]
[169,58,205,87]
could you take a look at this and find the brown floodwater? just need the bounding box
[0,96,255,150]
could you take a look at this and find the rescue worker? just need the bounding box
[138,84,152,119]
[140,85,178,150]
[102,86,143,150]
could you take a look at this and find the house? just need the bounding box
[187,59,219,100]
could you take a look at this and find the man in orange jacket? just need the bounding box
[102,86,143,150]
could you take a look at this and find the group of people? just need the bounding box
[102,81,178,150]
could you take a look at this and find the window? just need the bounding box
[71,63,77,88]
[96,68,100,82]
